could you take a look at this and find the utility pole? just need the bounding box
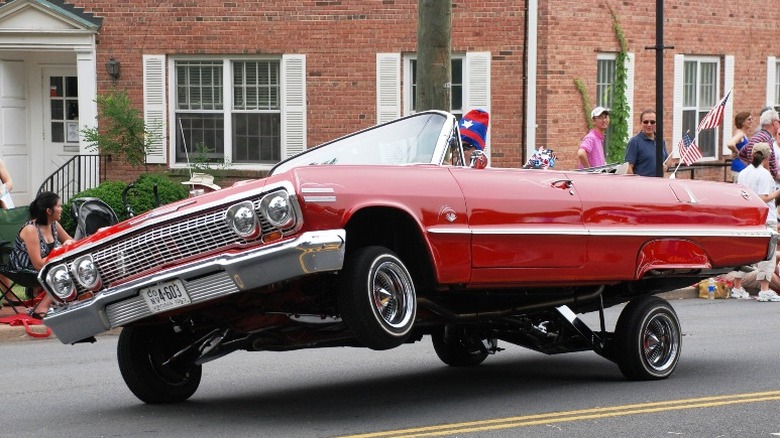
[416,0,451,111]
[646,0,672,177]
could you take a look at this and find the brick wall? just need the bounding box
[75,0,780,183]
[76,0,527,183]
[537,1,779,174]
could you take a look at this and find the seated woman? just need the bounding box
[9,191,74,318]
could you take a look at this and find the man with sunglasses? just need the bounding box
[624,108,668,176]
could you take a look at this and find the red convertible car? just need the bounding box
[39,111,774,404]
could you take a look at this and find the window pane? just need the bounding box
[175,61,223,110]
[596,58,616,108]
[682,109,696,136]
[66,100,79,120]
[51,122,64,142]
[776,61,780,107]
[232,113,281,163]
[233,61,280,110]
[65,76,78,97]
[683,61,696,107]
[451,59,463,114]
[51,100,64,120]
[50,77,63,97]
[410,58,463,113]
[698,62,716,109]
[175,114,224,163]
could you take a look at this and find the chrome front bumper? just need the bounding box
[44,229,346,344]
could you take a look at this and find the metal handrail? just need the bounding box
[37,155,112,205]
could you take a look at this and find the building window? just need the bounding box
[407,57,464,118]
[682,58,719,159]
[174,59,281,165]
[774,59,780,112]
[596,55,616,109]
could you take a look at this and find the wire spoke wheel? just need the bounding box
[615,295,681,380]
[339,246,417,350]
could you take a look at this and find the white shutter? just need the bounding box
[625,53,635,139]
[672,54,685,156]
[723,55,735,155]
[376,53,400,124]
[464,51,491,111]
[282,54,306,159]
[143,55,166,164]
[465,51,491,156]
[767,56,777,108]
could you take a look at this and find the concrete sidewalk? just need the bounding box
[0,286,700,343]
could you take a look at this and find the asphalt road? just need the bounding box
[4,297,780,437]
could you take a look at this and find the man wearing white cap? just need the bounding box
[577,106,609,169]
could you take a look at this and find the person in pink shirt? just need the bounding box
[577,106,610,169]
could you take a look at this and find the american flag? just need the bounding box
[678,132,702,166]
[696,89,732,133]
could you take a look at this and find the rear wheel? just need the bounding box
[338,246,416,350]
[614,295,681,380]
[431,325,490,367]
[117,324,202,404]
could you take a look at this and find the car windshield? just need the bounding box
[271,112,452,175]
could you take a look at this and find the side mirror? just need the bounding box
[470,150,488,169]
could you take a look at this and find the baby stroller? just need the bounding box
[71,197,120,240]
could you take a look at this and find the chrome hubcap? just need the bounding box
[371,260,414,330]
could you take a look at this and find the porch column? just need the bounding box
[76,50,98,155]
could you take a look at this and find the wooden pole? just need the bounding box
[416,0,451,111]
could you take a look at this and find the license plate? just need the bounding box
[140,279,191,314]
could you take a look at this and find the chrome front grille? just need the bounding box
[92,209,236,288]
[68,196,281,295]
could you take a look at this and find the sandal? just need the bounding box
[26,308,46,320]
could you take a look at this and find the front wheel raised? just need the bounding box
[117,324,202,404]
[338,246,417,350]
[614,295,681,380]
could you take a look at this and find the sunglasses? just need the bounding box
[642,120,657,125]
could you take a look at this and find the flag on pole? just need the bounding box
[678,132,702,166]
[696,89,732,133]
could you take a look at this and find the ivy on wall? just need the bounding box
[573,3,630,164]
[606,4,630,164]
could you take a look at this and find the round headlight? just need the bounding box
[71,255,100,290]
[45,264,76,301]
[225,201,261,239]
[262,192,294,229]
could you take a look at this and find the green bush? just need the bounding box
[61,173,189,236]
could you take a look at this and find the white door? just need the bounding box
[0,59,31,206]
[43,68,80,184]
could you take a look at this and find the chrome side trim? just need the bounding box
[427,225,772,238]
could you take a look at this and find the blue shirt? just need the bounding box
[730,136,749,172]
[625,132,668,177]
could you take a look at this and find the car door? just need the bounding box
[450,167,586,284]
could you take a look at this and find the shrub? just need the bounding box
[61,173,189,236]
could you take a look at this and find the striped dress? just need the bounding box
[9,220,59,272]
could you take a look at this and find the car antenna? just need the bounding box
[178,118,194,181]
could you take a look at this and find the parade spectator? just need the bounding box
[624,109,668,176]
[738,109,779,183]
[726,111,753,183]
[578,107,609,169]
[458,109,489,166]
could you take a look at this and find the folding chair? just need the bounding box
[0,206,43,309]
[0,207,51,337]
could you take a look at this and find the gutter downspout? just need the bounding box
[524,0,538,164]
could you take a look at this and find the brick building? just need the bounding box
[0,0,778,204]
